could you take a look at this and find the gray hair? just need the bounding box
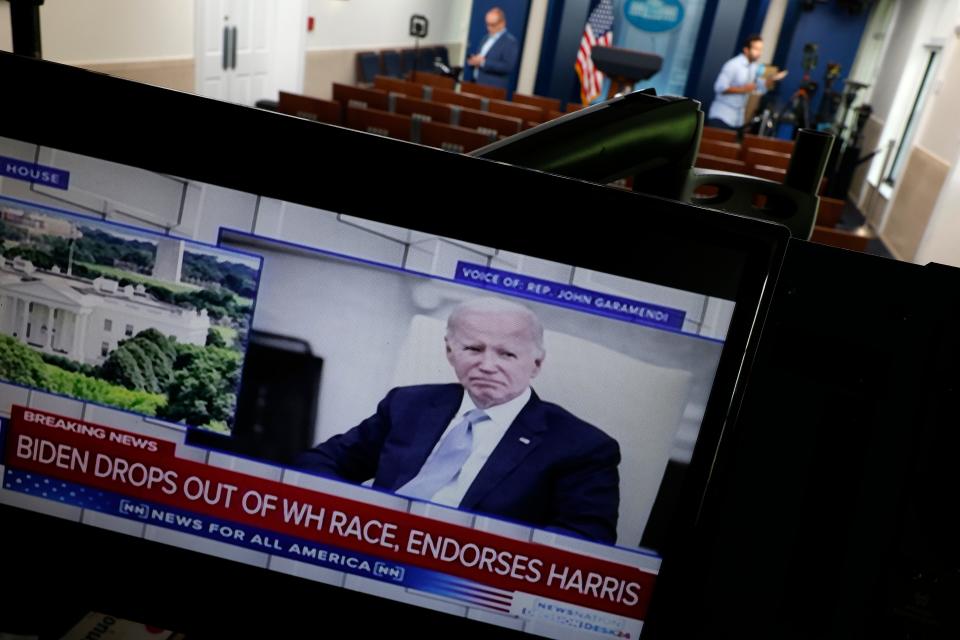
[447,297,544,356]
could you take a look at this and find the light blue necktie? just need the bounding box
[397,408,490,501]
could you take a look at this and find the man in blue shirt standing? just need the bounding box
[467,7,520,91]
[708,35,788,131]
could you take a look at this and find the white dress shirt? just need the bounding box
[427,387,532,507]
[708,53,767,127]
[477,29,505,69]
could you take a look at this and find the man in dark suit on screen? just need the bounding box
[296,297,621,544]
[467,7,520,91]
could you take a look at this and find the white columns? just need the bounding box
[70,312,80,358]
[0,294,9,332]
[45,305,55,350]
[74,310,90,364]
[17,299,28,341]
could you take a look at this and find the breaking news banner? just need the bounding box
[2,407,657,636]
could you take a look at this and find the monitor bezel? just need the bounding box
[0,52,789,637]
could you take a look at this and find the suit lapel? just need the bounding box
[460,391,547,509]
[389,386,462,490]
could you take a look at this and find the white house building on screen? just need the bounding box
[0,257,209,363]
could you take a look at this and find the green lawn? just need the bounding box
[77,262,201,293]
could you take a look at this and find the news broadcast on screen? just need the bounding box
[0,134,738,639]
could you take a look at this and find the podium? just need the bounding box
[591,46,662,98]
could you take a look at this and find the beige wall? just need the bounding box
[80,58,195,94]
[302,0,470,96]
[40,0,193,63]
[858,183,889,230]
[306,0,470,51]
[0,0,193,91]
[916,151,960,266]
[0,3,11,53]
[880,146,951,261]
[4,1,473,97]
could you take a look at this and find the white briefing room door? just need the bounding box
[195,0,305,106]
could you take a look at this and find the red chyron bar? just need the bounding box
[4,406,657,619]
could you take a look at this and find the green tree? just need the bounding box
[0,335,49,387]
[98,329,177,393]
[123,342,159,393]
[206,328,227,348]
[48,237,72,270]
[74,226,156,272]
[71,263,100,280]
[4,246,55,270]
[0,220,28,241]
[159,345,240,427]
[223,272,255,298]
[136,337,175,388]
[145,284,175,304]
[172,287,238,322]
[232,328,249,351]
[99,347,146,390]
[137,327,178,360]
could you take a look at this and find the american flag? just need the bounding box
[575,0,615,105]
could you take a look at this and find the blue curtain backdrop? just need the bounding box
[773,2,870,120]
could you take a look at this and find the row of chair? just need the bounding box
[701,125,794,150]
[279,90,500,153]
[335,83,523,137]
[697,127,860,243]
[356,47,450,85]
[279,87,868,250]
[370,75,578,126]
[277,73,583,148]
[696,128,798,184]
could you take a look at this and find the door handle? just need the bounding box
[230,26,238,70]
[222,26,229,70]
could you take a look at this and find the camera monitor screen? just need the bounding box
[0,53,787,638]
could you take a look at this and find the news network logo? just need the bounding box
[119,499,150,520]
[373,562,405,582]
